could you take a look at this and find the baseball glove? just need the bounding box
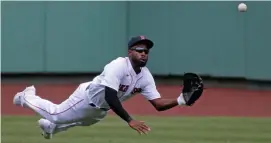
[182,72,204,106]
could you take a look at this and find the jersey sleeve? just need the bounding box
[141,71,161,100]
[100,59,125,91]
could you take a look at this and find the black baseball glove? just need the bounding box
[182,73,204,106]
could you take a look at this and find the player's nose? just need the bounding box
[140,53,147,58]
[141,51,147,56]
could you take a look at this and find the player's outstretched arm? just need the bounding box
[148,73,204,111]
[104,86,151,135]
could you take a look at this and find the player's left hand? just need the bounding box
[128,120,151,135]
[181,72,204,106]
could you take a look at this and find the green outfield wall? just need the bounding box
[2,1,271,80]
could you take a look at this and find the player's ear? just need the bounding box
[128,49,133,56]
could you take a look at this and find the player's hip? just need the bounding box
[83,82,111,110]
[64,82,108,121]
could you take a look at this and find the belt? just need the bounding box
[89,103,109,111]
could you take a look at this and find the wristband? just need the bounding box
[177,93,186,105]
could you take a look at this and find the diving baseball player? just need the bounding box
[13,36,204,139]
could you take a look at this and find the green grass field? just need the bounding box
[2,115,271,143]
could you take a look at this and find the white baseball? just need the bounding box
[238,3,247,12]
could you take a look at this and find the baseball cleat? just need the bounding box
[38,118,56,139]
[13,92,23,106]
[13,85,36,107]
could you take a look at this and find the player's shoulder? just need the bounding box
[111,57,127,63]
[141,67,154,78]
[139,67,156,86]
[105,57,128,68]
[141,66,151,74]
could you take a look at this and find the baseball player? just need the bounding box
[13,35,204,139]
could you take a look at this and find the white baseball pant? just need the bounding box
[22,82,108,132]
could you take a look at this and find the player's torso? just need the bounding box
[86,57,149,108]
[116,72,144,101]
[86,72,146,109]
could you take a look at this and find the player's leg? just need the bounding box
[38,118,80,139]
[14,82,108,139]
[38,117,103,139]
[13,82,94,124]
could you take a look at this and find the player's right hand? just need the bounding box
[128,120,151,135]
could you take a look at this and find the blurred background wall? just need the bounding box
[2,1,271,82]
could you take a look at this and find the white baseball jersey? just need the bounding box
[85,57,161,110]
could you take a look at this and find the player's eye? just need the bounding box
[136,49,149,54]
[131,47,149,54]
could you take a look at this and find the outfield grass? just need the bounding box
[1,115,271,143]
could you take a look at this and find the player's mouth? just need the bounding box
[140,59,147,62]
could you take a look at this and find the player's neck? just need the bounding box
[129,57,141,74]
[131,63,141,74]
[133,67,141,74]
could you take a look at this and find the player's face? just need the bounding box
[129,44,149,67]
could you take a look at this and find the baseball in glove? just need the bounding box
[182,72,204,106]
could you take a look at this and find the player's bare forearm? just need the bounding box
[149,98,179,111]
